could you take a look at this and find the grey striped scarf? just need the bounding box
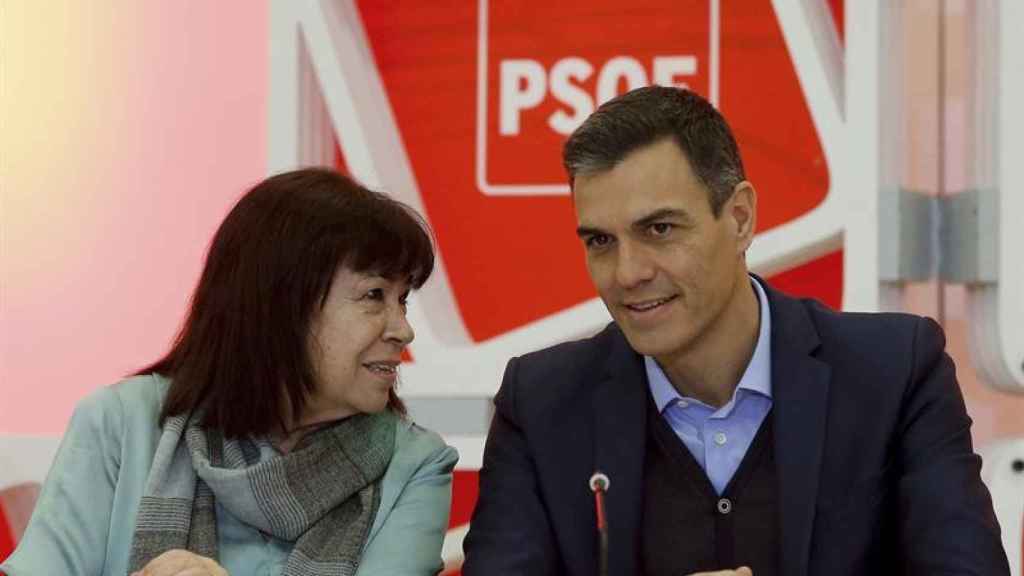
[128,410,397,575]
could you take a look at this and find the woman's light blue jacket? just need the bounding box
[1,375,458,575]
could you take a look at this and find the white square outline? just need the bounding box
[475,0,720,196]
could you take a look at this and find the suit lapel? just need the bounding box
[764,284,831,576]
[591,327,648,576]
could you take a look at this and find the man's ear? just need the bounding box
[727,181,757,253]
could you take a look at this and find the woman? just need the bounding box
[1,168,458,575]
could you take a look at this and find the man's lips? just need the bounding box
[622,295,678,312]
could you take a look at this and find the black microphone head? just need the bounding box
[589,471,610,492]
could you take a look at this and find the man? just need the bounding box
[462,86,1008,576]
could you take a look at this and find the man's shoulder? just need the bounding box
[772,287,934,350]
[496,323,627,411]
[512,322,624,378]
[773,289,945,383]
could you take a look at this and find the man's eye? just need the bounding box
[586,234,612,248]
[365,288,385,301]
[649,223,673,236]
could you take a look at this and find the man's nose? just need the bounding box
[614,243,656,289]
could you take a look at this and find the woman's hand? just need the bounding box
[131,549,229,576]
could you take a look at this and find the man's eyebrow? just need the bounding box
[576,208,692,238]
[632,208,692,229]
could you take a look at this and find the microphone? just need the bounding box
[589,471,610,576]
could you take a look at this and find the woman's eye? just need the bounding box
[365,288,385,301]
[399,291,411,307]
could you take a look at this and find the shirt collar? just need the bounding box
[646,276,773,413]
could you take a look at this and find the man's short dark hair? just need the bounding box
[563,86,746,217]
[139,168,434,437]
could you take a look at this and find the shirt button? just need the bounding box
[717,498,733,515]
[714,432,728,445]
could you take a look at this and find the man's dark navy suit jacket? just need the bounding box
[462,280,1009,576]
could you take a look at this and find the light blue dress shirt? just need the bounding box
[646,278,773,495]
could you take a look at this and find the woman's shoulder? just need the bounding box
[391,416,456,467]
[110,372,170,406]
[391,417,458,474]
[363,417,458,550]
[68,373,168,435]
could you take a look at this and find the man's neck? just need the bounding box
[658,274,761,408]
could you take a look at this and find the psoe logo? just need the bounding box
[475,0,719,196]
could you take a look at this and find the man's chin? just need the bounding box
[619,329,677,359]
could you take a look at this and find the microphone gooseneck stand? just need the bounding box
[589,472,610,576]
